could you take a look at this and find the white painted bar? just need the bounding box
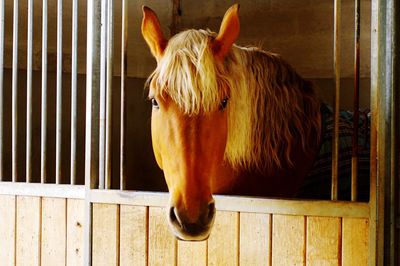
[98,0,108,189]
[41,0,48,183]
[26,0,33,183]
[56,0,63,184]
[120,0,128,190]
[12,0,19,182]
[70,0,78,185]
[105,0,114,190]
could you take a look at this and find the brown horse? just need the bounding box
[141,4,321,241]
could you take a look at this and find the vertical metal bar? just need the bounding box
[369,0,379,263]
[84,0,101,263]
[351,0,361,201]
[41,0,48,183]
[26,0,33,183]
[105,0,114,190]
[12,0,19,182]
[331,0,341,200]
[56,0,63,184]
[99,0,108,189]
[70,0,78,185]
[171,0,181,35]
[369,0,387,264]
[0,0,4,181]
[391,2,400,264]
[120,0,128,190]
[387,0,399,263]
[389,1,400,265]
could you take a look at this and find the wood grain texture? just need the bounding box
[16,196,41,266]
[272,215,305,266]
[148,207,177,266]
[120,205,148,266]
[208,211,239,266]
[66,199,85,266]
[239,212,271,266]
[177,240,207,266]
[306,216,341,266]
[0,195,16,266]
[92,203,119,266]
[342,217,369,265]
[41,197,67,266]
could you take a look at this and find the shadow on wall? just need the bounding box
[109,77,166,191]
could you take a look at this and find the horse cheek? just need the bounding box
[151,114,164,170]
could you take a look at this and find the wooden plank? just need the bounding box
[342,217,369,265]
[239,212,271,266]
[41,197,67,266]
[272,214,305,266]
[306,217,341,266]
[16,196,41,266]
[148,207,176,266]
[177,240,207,266]
[120,205,148,266]
[67,199,85,266]
[92,203,119,266]
[88,189,369,218]
[208,211,239,266]
[0,195,16,266]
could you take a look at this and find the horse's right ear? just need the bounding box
[141,6,167,61]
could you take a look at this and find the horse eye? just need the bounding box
[220,98,229,111]
[151,98,159,109]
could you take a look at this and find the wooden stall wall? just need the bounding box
[0,195,84,266]
[91,204,369,266]
[0,193,370,265]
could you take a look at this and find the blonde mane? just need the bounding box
[148,29,321,172]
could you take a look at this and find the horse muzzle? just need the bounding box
[167,200,216,241]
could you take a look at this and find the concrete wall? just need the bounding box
[3,0,371,78]
[1,0,372,190]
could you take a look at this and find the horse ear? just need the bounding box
[213,4,240,59]
[141,6,168,61]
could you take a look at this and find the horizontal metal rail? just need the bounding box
[0,182,85,199]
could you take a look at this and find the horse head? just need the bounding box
[141,4,240,241]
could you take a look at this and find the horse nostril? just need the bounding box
[169,206,183,228]
[199,201,216,225]
[169,207,177,222]
[208,202,216,220]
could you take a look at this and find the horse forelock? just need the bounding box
[149,29,230,115]
[147,28,321,174]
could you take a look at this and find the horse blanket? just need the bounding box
[297,104,370,201]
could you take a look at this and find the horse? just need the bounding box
[141,4,370,241]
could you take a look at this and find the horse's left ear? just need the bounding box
[213,4,240,60]
[141,6,168,61]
